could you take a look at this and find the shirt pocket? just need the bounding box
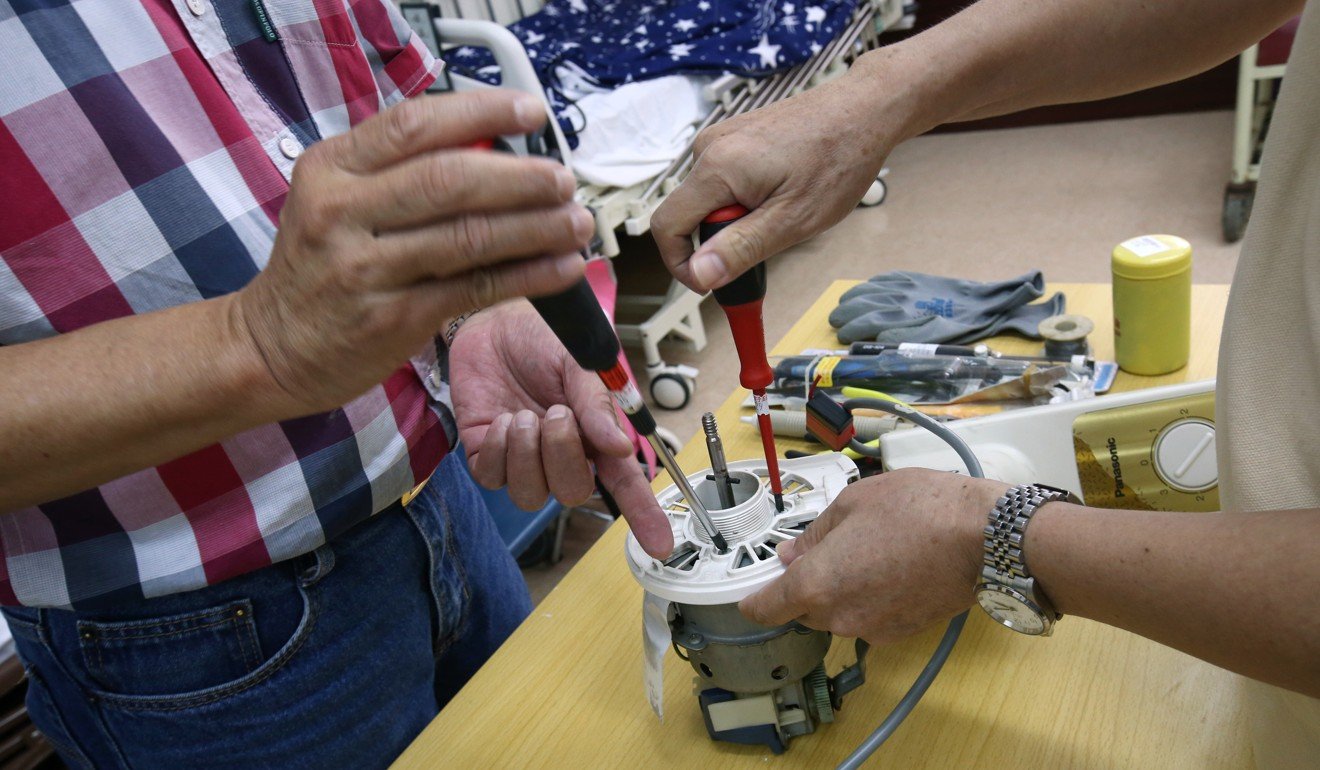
[77,599,262,697]
[263,0,358,46]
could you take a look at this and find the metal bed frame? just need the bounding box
[403,0,911,409]
[1223,16,1299,243]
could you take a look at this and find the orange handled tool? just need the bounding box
[698,205,784,512]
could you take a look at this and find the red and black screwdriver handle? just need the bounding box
[467,138,656,436]
[698,205,772,391]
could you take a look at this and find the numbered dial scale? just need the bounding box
[1072,389,1217,511]
[881,380,1219,513]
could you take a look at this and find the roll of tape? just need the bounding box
[1039,314,1094,358]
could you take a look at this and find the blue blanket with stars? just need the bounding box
[448,0,859,143]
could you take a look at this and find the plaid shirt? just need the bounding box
[0,0,451,608]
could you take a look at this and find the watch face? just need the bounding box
[976,586,1048,635]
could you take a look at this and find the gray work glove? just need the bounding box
[829,271,1066,344]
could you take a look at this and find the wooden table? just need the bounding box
[396,282,1248,769]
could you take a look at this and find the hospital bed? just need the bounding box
[399,0,913,409]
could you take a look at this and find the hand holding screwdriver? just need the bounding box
[467,136,728,555]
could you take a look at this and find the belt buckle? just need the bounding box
[401,474,432,506]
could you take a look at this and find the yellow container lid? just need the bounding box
[1112,234,1192,280]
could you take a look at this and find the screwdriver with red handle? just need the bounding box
[467,138,728,553]
[698,205,785,512]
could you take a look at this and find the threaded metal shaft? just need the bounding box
[702,412,736,509]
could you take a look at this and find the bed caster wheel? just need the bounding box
[649,373,692,410]
[860,175,887,207]
[1222,182,1254,243]
[636,426,685,481]
[653,426,683,456]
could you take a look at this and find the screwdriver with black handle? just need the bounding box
[698,205,785,512]
[469,138,728,553]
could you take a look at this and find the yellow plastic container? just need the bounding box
[1111,235,1192,375]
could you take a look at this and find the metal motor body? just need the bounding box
[626,442,865,753]
[670,602,869,753]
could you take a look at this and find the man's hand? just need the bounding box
[740,468,1006,643]
[450,302,674,558]
[237,90,596,414]
[651,58,901,292]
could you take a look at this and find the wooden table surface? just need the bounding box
[396,282,1247,769]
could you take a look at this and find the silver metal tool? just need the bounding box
[645,433,728,553]
[701,413,736,508]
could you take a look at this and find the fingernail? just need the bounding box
[553,253,584,278]
[546,404,570,421]
[513,94,544,126]
[691,251,728,289]
[514,410,536,429]
[776,539,797,563]
[572,206,594,237]
[496,412,514,431]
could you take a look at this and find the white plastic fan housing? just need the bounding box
[626,453,859,606]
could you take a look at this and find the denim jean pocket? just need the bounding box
[77,599,263,698]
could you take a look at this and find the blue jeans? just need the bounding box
[1,453,531,769]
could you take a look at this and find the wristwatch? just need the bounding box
[974,483,1077,636]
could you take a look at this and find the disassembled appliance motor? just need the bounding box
[626,443,863,754]
[626,400,984,767]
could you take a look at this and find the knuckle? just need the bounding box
[338,252,380,288]
[696,146,729,177]
[291,143,331,182]
[420,156,462,208]
[290,192,346,245]
[722,225,764,265]
[553,206,586,246]
[529,161,570,202]
[382,101,428,153]
[458,267,500,310]
[359,299,404,341]
[454,214,494,264]
[453,89,494,127]
[692,124,726,157]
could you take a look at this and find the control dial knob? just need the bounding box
[1153,418,1218,493]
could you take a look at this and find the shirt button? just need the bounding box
[279,136,303,160]
[185,0,205,16]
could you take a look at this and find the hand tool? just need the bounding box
[532,280,727,553]
[470,138,727,553]
[698,205,784,511]
[700,412,736,508]
[849,340,1095,367]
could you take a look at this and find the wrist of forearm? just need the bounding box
[0,296,306,509]
[1026,504,1320,696]
[216,293,315,422]
[849,45,949,149]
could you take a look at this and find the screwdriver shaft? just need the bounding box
[647,433,728,553]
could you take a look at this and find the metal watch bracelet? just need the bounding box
[442,309,480,348]
[981,483,1075,619]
